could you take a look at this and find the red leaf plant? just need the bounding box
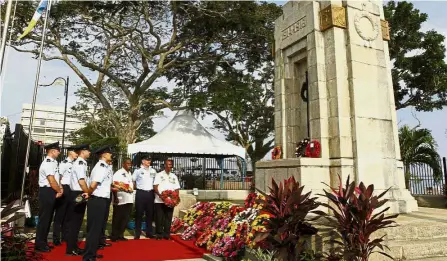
[254,176,321,261]
[318,175,399,261]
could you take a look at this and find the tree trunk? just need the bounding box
[117,125,138,155]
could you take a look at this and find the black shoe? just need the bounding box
[155,235,162,240]
[76,247,85,254]
[47,244,55,249]
[95,254,104,259]
[85,259,96,261]
[145,234,155,239]
[119,237,128,241]
[134,236,140,240]
[53,239,61,246]
[65,250,82,256]
[102,242,112,247]
[35,246,51,253]
[98,245,105,250]
[163,236,170,240]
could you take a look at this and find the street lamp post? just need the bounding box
[39,76,69,151]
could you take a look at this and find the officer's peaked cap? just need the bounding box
[73,144,90,151]
[44,141,60,150]
[93,145,113,155]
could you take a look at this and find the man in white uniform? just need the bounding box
[66,144,90,256]
[35,142,62,252]
[53,146,78,245]
[83,146,114,261]
[110,158,133,241]
[132,155,157,239]
[153,159,180,240]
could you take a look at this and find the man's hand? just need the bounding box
[111,187,119,192]
[60,187,64,194]
[56,192,63,198]
[113,197,119,205]
[82,192,89,199]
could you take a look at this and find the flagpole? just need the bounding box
[20,0,53,204]
[0,0,13,76]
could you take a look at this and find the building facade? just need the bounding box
[20,103,84,146]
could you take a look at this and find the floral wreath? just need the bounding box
[271,146,282,160]
[295,138,310,157]
[304,140,321,158]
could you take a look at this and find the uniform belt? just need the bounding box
[137,189,153,192]
[90,195,108,199]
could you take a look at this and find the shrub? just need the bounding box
[318,175,398,261]
[255,176,321,261]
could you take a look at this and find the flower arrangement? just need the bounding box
[112,181,133,193]
[171,217,184,233]
[179,198,269,260]
[160,190,180,208]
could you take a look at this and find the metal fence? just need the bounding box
[1,124,44,200]
[407,157,447,196]
[58,151,250,191]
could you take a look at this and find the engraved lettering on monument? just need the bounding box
[282,16,306,41]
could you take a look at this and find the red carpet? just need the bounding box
[36,236,207,261]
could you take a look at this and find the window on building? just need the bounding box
[40,119,45,126]
[33,128,46,134]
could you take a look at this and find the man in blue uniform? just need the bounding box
[66,144,90,256]
[35,142,62,252]
[132,155,157,239]
[83,146,114,261]
[53,145,78,245]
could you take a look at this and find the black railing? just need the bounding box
[56,151,250,191]
[1,124,44,200]
[407,157,447,196]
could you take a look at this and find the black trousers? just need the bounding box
[111,203,132,240]
[66,190,86,253]
[83,196,107,261]
[35,187,56,248]
[134,190,155,238]
[99,195,111,244]
[53,184,71,241]
[155,203,174,238]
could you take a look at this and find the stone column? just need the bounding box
[260,0,417,214]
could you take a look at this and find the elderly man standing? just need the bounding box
[35,142,62,252]
[132,155,157,239]
[154,159,180,240]
[110,158,134,241]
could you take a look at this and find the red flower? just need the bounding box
[161,190,180,208]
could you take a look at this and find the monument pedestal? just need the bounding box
[256,0,417,214]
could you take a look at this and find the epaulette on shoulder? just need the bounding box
[46,159,51,162]
[79,161,84,165]
[63,160,68,163]
[100,163,106,167]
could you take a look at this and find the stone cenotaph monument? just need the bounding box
[256,0,418,214]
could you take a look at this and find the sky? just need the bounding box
[0,1,446,158]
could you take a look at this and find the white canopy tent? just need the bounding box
[127,110,246,159]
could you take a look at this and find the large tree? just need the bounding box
[11,1,266,151]
[170,2,281,168]
[384,1,447,111]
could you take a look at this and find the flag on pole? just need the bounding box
[17,0,48,40]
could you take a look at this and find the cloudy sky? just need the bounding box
[0,1,446,158]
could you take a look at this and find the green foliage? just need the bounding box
[169,2,282,167]
[255,177,320,261]
[384,1,447,111]
[398,125,443,188]
[318,176,398,261]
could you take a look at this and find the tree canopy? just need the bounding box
[12,1,276,151]
[384,1,447,111]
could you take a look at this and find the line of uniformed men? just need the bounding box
[35,142,180,261]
